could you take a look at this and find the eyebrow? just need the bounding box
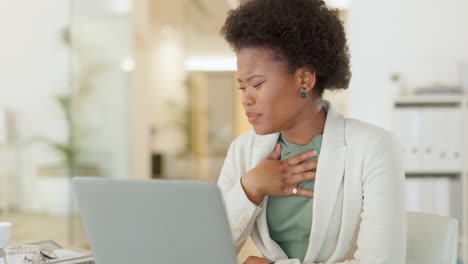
[237,75,265,83]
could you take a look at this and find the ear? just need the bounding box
[296,67,316,93]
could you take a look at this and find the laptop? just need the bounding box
[73,177,237,264]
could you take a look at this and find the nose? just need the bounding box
[241,90,255,107]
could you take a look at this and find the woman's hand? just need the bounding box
[243,256,273,264]
[241,143,318,205]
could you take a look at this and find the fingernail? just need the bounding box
[312,150,318,156]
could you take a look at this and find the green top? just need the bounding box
[266,133,323,262]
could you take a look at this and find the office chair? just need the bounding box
[407,212,459,264]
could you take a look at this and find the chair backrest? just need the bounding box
[407,212,458,264]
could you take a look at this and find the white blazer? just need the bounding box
[217,100,407,264]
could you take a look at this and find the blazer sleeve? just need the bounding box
[217,138,266,253]
[271,132,407,264]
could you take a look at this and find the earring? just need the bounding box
[300,88,308,99]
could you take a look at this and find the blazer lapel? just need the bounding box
[302,145,346,261]
[251,133,288,259]
[304,101,347,262]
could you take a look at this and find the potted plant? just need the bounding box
[34,28,110,217]
[36,94,98,216]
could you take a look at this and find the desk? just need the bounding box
[1,240,94,264]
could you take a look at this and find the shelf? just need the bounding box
[394,97,468,263]
[405,170,464,176]
[395,95,467,107]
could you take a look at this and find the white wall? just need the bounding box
[0,0,71,211]
[348,0,468,129]
[71,2,131,180]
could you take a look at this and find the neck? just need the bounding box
[280,100,327,146]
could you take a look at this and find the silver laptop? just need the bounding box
[73,177,237,264]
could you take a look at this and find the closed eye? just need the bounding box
[253,82,264,88]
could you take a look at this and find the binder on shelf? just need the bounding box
[419,177,435,214]
[446,109,463,171]
[405,177,434,214]
[393,108,423,171]
[432,177,451,217]
[421,108,438,171]
[450,176,463,223]
[406,177,422,212]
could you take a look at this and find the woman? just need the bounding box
[217,0,406,264]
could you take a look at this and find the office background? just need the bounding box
[0,0,468,263]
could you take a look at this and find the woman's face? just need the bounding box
[237,47,312,135]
